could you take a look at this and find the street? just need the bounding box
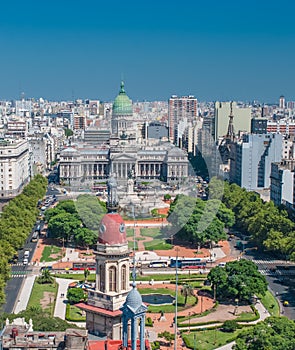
[228,233,295,320]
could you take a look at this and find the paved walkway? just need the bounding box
[14,275,37,313]
[54,278,75,319]
[61,248,80,262]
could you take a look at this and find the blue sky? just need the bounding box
[0,0,295,102]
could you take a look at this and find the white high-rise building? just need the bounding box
[0,139,30,200]
[168,95,197,145]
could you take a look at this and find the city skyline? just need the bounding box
[1,0,295,102]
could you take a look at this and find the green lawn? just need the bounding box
[183,329,244,350]
[128,241,138,250]
[136,273,206,282]
[53,273,96,281]
[235,311,258,322]
[126,228,135,237]
[144,239,173,251]
[41,246,62,262]
[138,287,197,313]
[259,290,280,317]
[27,281,58,314]
[140,228,161,238]
[66,304,86,321]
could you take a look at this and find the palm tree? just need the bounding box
[181,284,194,305]
[84,268,90,282]
[37,268,54,284]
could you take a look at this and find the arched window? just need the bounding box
[109,266,117,292]
[121,265,127,290]
[99,265,105,291]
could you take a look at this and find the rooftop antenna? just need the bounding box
[226,101,235,142]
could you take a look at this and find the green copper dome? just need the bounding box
[112,81,133,116]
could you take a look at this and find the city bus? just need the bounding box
[170,258,207,269]
[148,260,169,268]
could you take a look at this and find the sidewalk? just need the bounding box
[54,278,75,319]
[14,275,37,314]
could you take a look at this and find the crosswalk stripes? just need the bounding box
[9,268,31,278]
[257,268,295,276]
[9,263,31,267]
[9,274,26,278]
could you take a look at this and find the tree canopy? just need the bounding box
[207,259,267,301]
[167,194,233,247]
[67,287,87,304]
[46,196,105,247]
[1,306,78,331]
[234,317,295,350]
[0,175,47,305]
[222,181,295,259]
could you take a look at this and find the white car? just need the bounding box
[23,258,29,265]
[218,262,226,268]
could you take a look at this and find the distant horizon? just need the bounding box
[0,92,285,106]
[1,0,295,103]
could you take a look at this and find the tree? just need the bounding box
[64,128,73,138]
[47,212,81,241]
[2,307,79,332]
[74,227,97,247]
[67,287,87,304]
[75,195,106,231]
[222,320,238,332]
[207,266,227,299]
[180,284,194,305]
[234,317,295,350]
[56,200,78,215]
[158,331,174,347]
[207,176,224,200]
[37,268,54,284]
[84,268,90,282]
[163,194,171,201]
[207,259,267,302]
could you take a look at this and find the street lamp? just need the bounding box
[201,295,203,313]
[174,247,179,350]
[234,298,239,315]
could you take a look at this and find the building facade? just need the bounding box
[214,101,251,141]
[230,133,283,190]
[270,160,295,207]
[59,142,188,188]
[0,139,30,200]
[111,82,135,137]
[168,95,197,145]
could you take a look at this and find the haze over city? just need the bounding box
[1,0,295,102]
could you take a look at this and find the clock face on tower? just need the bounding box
[119,223,125,233]
[99,224,106,234]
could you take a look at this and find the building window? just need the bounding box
[99,265,105,291]
[109,266,117,292]
[121,265,127,290]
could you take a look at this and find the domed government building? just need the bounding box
[58,81,189,187]
[111,81,134,136]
